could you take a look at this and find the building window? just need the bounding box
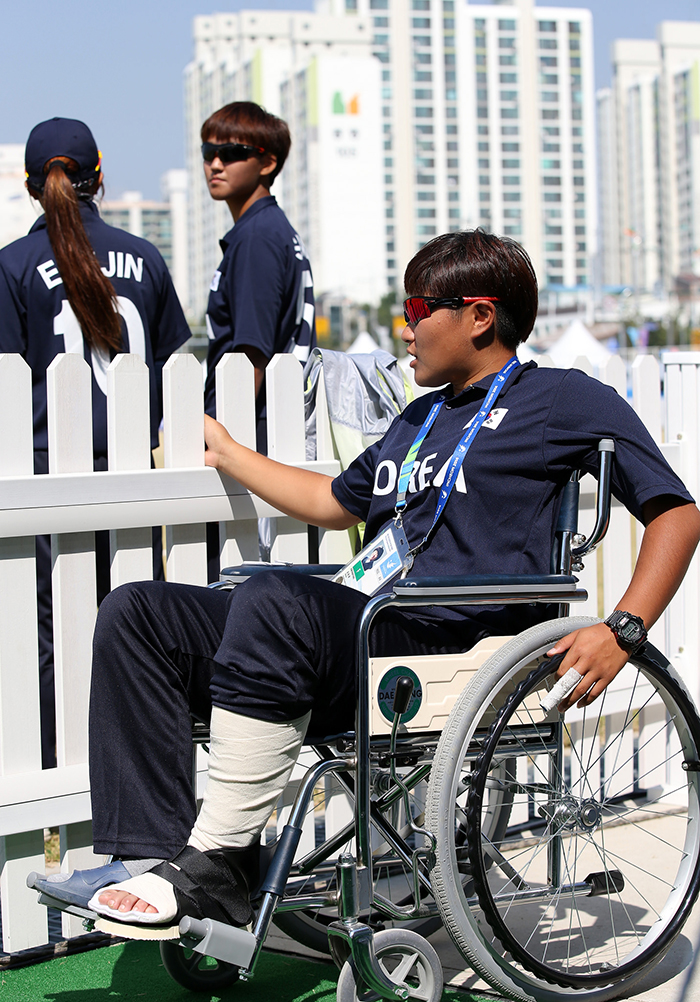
[499,55,517,66]
[417,208,436,218]
[539,39,557,50]
[543,192,561,202]
[538,20,557,31]
[412,17,431,27]
[504,225,521,236]
[416,175,436,184]
[504,208,521,218]
[479,175,490,185]
[414,107,434,118]
[500,73,517,83]
[499,37,516,49]
[412,0,430,7]
[541,73,558,85]
[370,0,389,7]
[500,90,518,101]
[345,0,357,11]
[413,35,431,46]
[447,158,459,168]
[540,56,557,67]
[498,19,516,30]
[415,70,432,81]
[501,108,519,119]
[502,142,519,152]
[541,109,559,120]
[417,225,437,235]
[542,176,561,185]
[502,159,520,168]
[503,192,521,201]
[414,89,433,99]
[417,191,435,200]
[449,208,460,219]
[503,175,520,185]
[373,16,388,25]
[541,159,560,169]
[545,242,563,252]
[576,242,586,252]
[478,143,489,152]
[479,191,491,202]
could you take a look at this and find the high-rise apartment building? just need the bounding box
[101,169,190,314]
[184,0,595,312]
[0,145,39,250]
[598,22,700,293]
[184,11,384,319]
[323,0,596,291]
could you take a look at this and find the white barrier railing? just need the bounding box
[0,348,698,954]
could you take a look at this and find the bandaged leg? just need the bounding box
[90,708,311,926]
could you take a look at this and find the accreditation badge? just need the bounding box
[333,522,411,596]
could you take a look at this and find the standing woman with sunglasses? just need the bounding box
[200,102,315,572]
[0,117,191,768]
[201,102,315,455]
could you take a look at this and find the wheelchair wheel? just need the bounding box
[159,939,240,991]
[425,617,700,1001]
[336,928,443,1002]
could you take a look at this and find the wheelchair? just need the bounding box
[43,441,700,1001]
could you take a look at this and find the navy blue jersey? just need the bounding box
[0,200,191,455]
[204,195,315,441]
[332,362,693,632]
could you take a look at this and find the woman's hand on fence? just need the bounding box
[545,623,630,710]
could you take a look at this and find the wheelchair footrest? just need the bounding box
[37,890,97,922]
[179,914,257,968]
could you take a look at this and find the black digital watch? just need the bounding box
[604,610,648,654]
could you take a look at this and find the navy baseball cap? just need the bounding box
[25,117,101,191]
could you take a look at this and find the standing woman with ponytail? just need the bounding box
[0,118,191,768]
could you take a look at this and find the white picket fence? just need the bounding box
[0,348,698,955]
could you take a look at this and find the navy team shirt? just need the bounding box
[332,362,693,635]
[204,195,315,450]
[0,199,191,456]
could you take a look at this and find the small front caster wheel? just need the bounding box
[336,928,443,1001]
[159,939,241,991]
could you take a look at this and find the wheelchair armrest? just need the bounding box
[219,562,344,586]
[392,573,585,605]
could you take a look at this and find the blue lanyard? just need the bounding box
[395,356,520,556]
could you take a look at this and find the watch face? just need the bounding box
[619,620,643,643]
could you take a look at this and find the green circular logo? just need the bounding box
[377,665,423,723]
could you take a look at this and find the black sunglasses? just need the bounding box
[403,295,500,325]
[201,141,266,164]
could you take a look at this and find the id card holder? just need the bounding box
[333,523,411,596]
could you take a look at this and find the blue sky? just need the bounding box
[0,0,697,200]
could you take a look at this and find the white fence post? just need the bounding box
[108,354,154,586]
[164,354,207,585]
[663,354,700,707]
[0,354,46,952]
[267,355,309,563]
[47,354,101,937]
[216,354,259,569]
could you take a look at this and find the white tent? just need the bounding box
[547,319,612,369]
[517,341,541,363]
[347,331,380,354]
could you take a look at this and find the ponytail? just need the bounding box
[42,163,122,353]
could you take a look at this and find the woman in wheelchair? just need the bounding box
[31,230,700,942]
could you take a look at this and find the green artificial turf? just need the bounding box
[0,941,483,1001]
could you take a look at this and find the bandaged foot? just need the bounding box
[90,708,310,927]
[90,872,176,923]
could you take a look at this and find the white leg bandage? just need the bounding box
[189,707,311,852]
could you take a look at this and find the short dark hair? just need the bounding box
[403,230,538,348]
[201,102,291,183]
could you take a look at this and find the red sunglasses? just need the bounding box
[403,296,499,325]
